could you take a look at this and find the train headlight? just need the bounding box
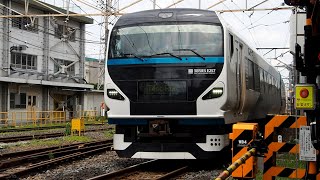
[107,89,125,100]
[202,87,223,100]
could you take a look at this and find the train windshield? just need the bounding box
[109,23,223,58]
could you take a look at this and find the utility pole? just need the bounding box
[97,0,110,90]
[199,0,201,9]
[153,0,156,9]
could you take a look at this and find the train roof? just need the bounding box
[115,8,221,27]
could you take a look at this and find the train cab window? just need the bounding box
[229,34,234,59]
[109,24,223,58]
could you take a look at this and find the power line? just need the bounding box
[0,7,105,45]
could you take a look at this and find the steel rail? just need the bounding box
[0,140,112,170]
[0,142,113,179]
[155,166,188,180]
[87,160,158,180]
[0,128,111,143]
[88,160,189,180]
[0,123,105,133]
[0,139,111,160]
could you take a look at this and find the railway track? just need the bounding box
[0,140,113,179]
[0,123,104,133]
[0,127,112,143]
[88,160,189,180]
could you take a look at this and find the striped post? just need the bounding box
[215,148,256,180]
[263,115,308,180]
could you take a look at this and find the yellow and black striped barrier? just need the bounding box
[215,115,319,179]
[215,148,257,180]
[263,115,308,180]
[228,123,258,179]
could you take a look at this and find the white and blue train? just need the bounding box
[104,8,286,159]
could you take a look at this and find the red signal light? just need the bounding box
[300,88,309,98]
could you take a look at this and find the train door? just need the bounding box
[235,47,241,110]
[238,44,246,114]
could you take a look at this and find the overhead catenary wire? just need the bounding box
[166,0,184,9]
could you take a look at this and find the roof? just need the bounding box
[12,0,94,24]
[115,8,221,27]
[85,57,100,62]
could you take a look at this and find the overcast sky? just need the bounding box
[43,0,297,87]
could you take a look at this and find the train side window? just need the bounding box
[263,71,267,92]
[254,64,260,92]
[229,34,234,58]
[268,74,272,91]
[259,68,264,92]
[246,59,254,90]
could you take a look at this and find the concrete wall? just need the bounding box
[84,91,104,115]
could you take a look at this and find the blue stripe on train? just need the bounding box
[108,118,225,125]
[107,57,224,66]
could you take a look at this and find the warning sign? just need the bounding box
[299,126,316,161]
[295,84,315,110]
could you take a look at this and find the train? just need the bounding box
[104,8,286,159]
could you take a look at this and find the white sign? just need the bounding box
[299,126,317,161]
[188,69,216,75]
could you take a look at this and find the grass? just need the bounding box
[104,128,115,139]
[2,135,93,150]
[276,153,305,169]
[227,153,306,180]
[62,135,92,142]
[0,119,106,130]
[1,123,67,129]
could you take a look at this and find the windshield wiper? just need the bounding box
[151,52,182,60]
[173,49,205,60]
[123,53,145,61]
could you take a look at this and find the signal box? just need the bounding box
[295,84,316,110]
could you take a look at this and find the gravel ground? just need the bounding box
[0,125,225,180]
[22,151,147,180]
[181,170,221,180]
[21,151,223,180]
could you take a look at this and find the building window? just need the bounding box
[12,12,38,32]
[11,52,37,70]
[54,24,76,42]
[10,93,27,109]
[54,58,75,76]
[28,95,37,106]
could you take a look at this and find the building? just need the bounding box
[84,57,105,115]
[0,0,95,119]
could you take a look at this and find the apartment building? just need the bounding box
[0,0,95,117]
